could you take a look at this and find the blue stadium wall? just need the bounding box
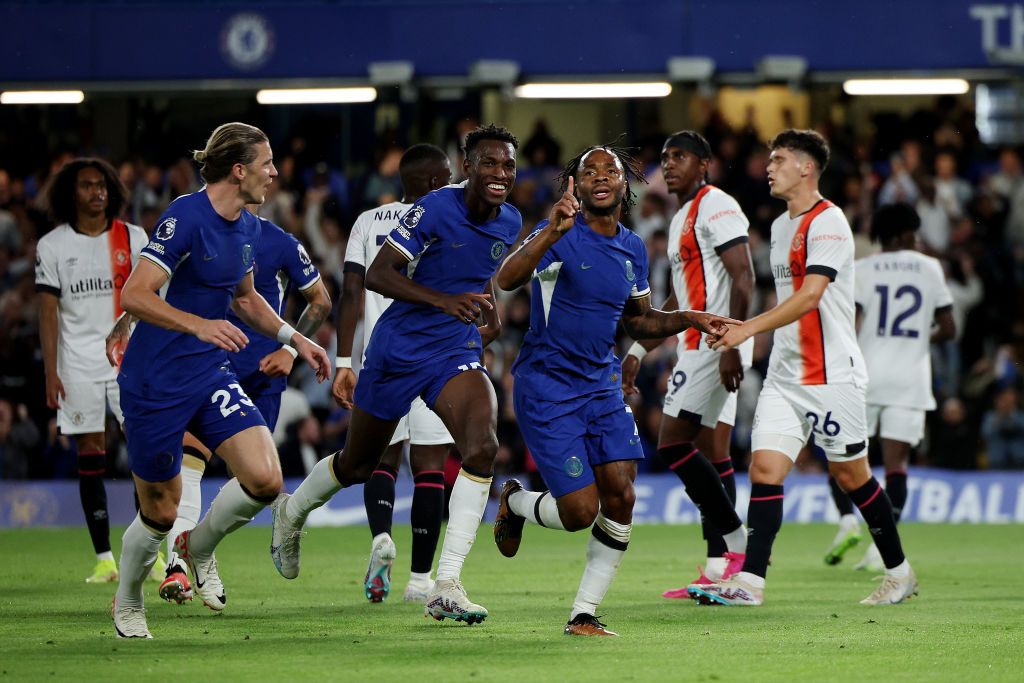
[3,470,1023,528]
[0,0,1014,82]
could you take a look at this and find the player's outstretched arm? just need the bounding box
[121,259,250,352]
[331,270,364,408]
[366,243,493,324]
[259,278,332,378]
[710,273,830,352]
[231,271,331,382]
[497,177,579,291]
[621,293,738,342]
[621,292,679,396]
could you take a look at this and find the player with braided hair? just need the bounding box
[493,143,736,635]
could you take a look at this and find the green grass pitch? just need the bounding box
[2,523,1021,681]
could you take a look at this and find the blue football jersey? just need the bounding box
[365,185,522,367]
[226,216,321,393]
[511,215,650,400]
[119,190,261,399]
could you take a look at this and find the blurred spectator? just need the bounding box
[933,150,972,220]
[981,387,1024,469]
[362,146,403,207]
[0,399,39,479]
[879,151,920,206]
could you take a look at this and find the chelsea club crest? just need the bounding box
[624,259,635,281]
[490,241,506,260]
[241,243,254,269]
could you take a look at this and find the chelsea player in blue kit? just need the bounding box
[153,211,331,607]
[492,146,735,636]
[110,123,331,638]
[272,126,526,624]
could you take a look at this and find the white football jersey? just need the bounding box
[667,184,753,362]
[855,250,952,410]
[766,201,868,386]
[344,200,413,354]
[35,220,148,382]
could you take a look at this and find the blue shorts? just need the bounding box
[235,368,282,433]
[121,365,267,482]
[513,382,644,498]
[355,351,485,422]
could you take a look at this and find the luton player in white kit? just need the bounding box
[36,158,152,584]
[834,202,955,571]
[691,130,918,606]
[333,144,467,603]
[620,132,752,598]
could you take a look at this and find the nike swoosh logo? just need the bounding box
[195,577,205,589]
[581,263,593,270]
[203,254,215,261]
[452,242,467,248]
[630,438,639,445]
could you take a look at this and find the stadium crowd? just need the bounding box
[2,97,1024,481]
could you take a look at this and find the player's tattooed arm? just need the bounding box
[367,242,492,324]
[260,278,332,378]
[620,293,678,396]
[621,293,738,341]
[104,311,135,367]
[497,177,579,291]
[294,278,332,338]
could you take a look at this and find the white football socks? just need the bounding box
[723,525,748,554]
[284,453,343,527]
[570,512,631,620]
[116,514,167,608]
[435,469,491,582]
[187,478,264,557]
[167,463,204,565]
[508,488,565,530]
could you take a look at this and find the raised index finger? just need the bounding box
[566,175,574,196]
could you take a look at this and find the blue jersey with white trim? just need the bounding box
[366,185,521,367]
[119,190,261,399]
[512,215,650,400]
[226,216,321,393]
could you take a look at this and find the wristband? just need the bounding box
[335,356,353,369]
[281,345,298,359]
[276,323,297,346]
[626,342,648,362]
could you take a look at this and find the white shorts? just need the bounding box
[58,379,123,435]
[751,380,868,462]
[389,396,453,447]
[866,404,925,446]
[661,350,738,428]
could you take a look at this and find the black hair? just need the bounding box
[663,130,712,160]
[769,128,830,173]
[555,137,647,213]
[399,144,448,173]
[870,202,920,244]
[45,157,127,226]
[463,124,519,158]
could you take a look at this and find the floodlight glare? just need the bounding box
[514,82,672,99]
[256,87,377,104]
[842,79,970,96]
[1,90,84,105]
